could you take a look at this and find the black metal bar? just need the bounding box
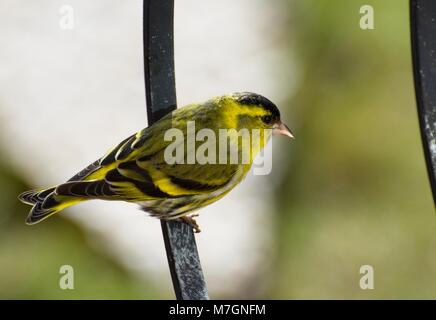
[411,0,436,205]
[142,0,209,300]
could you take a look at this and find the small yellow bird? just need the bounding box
[19,92,293,232]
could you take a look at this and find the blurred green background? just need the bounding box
[272,0,435,299]
[0,0,434,299]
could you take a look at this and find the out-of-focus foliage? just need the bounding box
[271,0,435,298]
[0,157,167,299]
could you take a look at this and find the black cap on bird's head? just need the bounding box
[234,92,281,119]
[233,92,294,139]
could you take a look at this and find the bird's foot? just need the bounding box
[180,215,201,233]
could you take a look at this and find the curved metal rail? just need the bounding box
[142,0,209,300]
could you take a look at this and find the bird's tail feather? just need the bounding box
[18,187,56,205]
[19,187,85,225]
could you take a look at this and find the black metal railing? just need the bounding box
[411,0,436,205]
[142,0,209,300]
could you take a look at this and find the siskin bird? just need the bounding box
[18,92,293,232]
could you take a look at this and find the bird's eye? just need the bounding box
[262,115,272,124]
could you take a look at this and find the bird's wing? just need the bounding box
[56,159,241,202]
[61,118,242,201]
[65,133,138,182]
[67,119,166,183]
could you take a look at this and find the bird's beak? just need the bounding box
[273,121,294,139]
